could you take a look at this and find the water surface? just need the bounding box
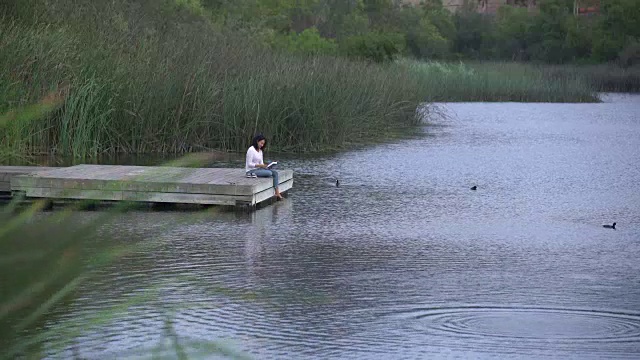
[30,94,640,358]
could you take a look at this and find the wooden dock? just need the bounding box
[0,166,57,193]
[3,165,293,208]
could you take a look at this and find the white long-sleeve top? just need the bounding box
[245,146,263,172]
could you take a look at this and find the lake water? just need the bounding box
[25,94,640,358]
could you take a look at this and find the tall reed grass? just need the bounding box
[0,0,429,159]
[543,64,640,93]
[1,104,252,357]
[396,60,599,103]
[2,0,615,160]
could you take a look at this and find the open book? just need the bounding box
[266,161,277,169]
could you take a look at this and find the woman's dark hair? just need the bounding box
[251,133,266,151]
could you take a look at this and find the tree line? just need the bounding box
[200,0,639,65]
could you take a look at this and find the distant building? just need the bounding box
[401,0,599,15]
[574,0,600,15]
[401,0,536,14]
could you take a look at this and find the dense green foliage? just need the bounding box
[1,0,603,159]
[197,0,640,66]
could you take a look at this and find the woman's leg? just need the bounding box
[270,170,279,189]
[252,169,272,178]
[253,169,282,199]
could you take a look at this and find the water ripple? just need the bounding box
[26,94,640,359]
[389,305,640,344]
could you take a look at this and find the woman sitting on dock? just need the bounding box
[245,134,283,200]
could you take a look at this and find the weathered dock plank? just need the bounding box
[0,166,57,192]
[8,164,293,207]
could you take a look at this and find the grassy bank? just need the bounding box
[398,59,639,103]
[0,0,607,159]
[396,60,599,103]
[543,64,640,93]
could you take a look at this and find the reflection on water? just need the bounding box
[27,94,640,358]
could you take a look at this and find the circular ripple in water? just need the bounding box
[396,306,640,343]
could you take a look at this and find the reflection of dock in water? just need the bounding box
[246,198,294,265]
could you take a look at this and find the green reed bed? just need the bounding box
[0,0,428,158]
[5,0,628,160]
[542,64,640,93]
[396,59,599,103]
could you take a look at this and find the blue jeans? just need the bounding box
[247,169,279,189]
